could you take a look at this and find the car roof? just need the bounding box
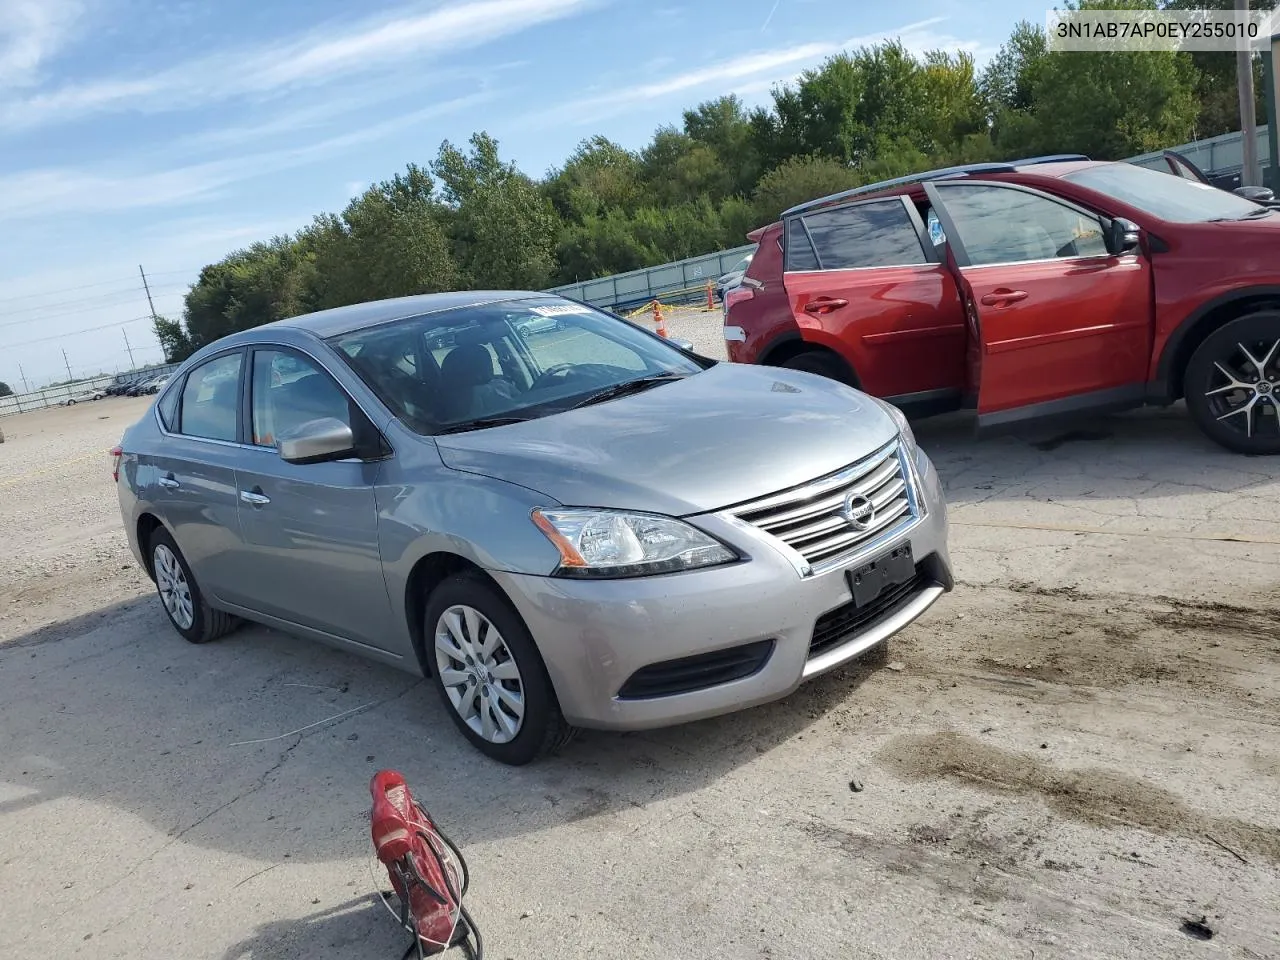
[780,154,1098,218]
[259,290,564,340]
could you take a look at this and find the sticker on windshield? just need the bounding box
[530,304,593,317]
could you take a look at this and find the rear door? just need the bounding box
[923,180,1153,427]
[150,350,246,604]
[782,196,967,407]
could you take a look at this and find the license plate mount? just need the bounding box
[845,543,915,608]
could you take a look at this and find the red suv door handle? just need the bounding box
[804,297,849,315]
[980,289,1028,306]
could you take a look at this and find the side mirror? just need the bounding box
[669,337,696,353]
[1235,185,1275,202]
[1108,218,1141,254]
[278,417,356,465]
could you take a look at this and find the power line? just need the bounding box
[0,287,185,330]
[0,265,204,307]
[2,315,153,350]
[0,282,185,321]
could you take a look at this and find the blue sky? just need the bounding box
[0,0,1047,387]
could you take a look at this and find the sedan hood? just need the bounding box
[434,364,898,516]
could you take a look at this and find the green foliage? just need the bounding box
[153,315,194,363]
[0,381,12,398]
[752,155,859,225]
[173,14,1226,344]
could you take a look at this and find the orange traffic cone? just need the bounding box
[705,281,715,312]
[652,299,669,338]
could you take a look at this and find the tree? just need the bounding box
[303,165,457,311]
[1160,0,1276,137]
[434,133,558,289]
[0,381,12,398]
[153,316,194,363]
[752,155,860,225]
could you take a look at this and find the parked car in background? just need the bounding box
[715,250,754,302]
[1156,148,1280,207]
[114,292,952,765]
[724,154,1280,455]
[65,388,105,405]
[143,374,171,395]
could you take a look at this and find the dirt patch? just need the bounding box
[879,732,1280,863]
[1150,598,1280,644]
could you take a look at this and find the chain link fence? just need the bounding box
[0,364,178,420]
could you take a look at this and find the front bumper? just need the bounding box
[492,446,952,731]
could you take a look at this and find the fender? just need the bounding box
[1151,285,1280,400]
[757,328,861,386]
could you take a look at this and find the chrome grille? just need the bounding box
[727,440,918,572]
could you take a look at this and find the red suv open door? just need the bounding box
[922,180,1154,428]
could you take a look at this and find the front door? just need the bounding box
[227,346,394,651]
[923,180,1154,427]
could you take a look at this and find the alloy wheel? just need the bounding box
[1203,338,1280,441]
[433,605,526,744]
[153,543,194,630]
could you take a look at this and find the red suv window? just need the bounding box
[787,199,930,270]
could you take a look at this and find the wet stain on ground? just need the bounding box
[879,732,1280,863]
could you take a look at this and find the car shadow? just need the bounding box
[219,895,409,960]
[910,403,1277,510]
[0,594,880,869]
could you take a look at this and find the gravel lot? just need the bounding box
[2,337,1279,959]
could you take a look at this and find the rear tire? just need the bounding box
[1184,311,1280,455]
[779,350,854,385]
[148,528,240,643]
[424,573,575,765]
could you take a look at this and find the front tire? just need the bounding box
[149,528,239,643]
[425,573,574,765]
[1184,311,1280,455]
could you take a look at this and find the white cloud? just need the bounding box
[1,0,597,129]
[0,0,82,88]
[542,17,973,126]
[0,92,493,220]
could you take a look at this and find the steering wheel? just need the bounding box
[530,364,576,390]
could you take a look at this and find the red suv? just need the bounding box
[724,155,1280,454]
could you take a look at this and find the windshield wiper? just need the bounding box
[434,416,531,435]
[568,373,687,410]
[1208,207,1275,222]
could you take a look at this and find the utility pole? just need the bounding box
[139,264,158,320]
[123,328,137,369]
[62,349,74,383]
[18,363,30,394]
[1238,0,1260,187]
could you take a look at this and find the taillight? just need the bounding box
[110,446,122,483]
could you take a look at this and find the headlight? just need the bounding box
[877,398,917,452]
[531,508,739,578]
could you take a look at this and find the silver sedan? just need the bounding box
[114,292,952,764]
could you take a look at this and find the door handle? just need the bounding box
[804,297,849,315]
[240,489,271,507]
[157,475,179,490]
[980,289,1028,306]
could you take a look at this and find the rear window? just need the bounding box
[785,199,927,271]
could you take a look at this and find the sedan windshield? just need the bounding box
[327,298,707,434]
[1065,162,1265,223]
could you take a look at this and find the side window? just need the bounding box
[935,185,1110,266]
[157,379,182,430]
[178,354,242,442]
[250,349,353,448]
[785,218,819,271]
[799,201,928,269]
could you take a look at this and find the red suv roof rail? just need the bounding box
[780,154,1093,218]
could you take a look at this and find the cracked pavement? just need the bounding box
[1,372,1278,959]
